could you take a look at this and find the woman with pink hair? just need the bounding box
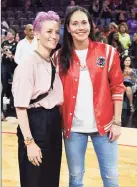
[12,11,63,187]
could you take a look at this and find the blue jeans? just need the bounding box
[64,132,119,187]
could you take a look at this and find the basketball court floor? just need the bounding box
[2,118,137,187]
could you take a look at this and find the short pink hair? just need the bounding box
[33,11,60,31]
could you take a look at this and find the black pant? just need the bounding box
[17,106,62,187]
[1,62,17,115]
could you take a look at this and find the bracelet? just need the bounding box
[113,120,122,126]
[24,137,34,145]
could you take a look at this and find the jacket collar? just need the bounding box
[72,39,95,63]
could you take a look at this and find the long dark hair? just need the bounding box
[60,6,95,74]
[108,31,124,54]
[121,55,133,71]
[108,31,115,45]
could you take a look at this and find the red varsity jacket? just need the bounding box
[53,40,125,139]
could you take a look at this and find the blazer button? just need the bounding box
[69,113,72,115]
[75,79,78,81]
[73,96,75,98]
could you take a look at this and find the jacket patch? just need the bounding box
[96,57,106,68]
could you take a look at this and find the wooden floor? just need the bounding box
[2,120,137,187]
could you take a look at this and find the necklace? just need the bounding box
[75,49,88,71]
[42,60,52,75]
[35,50,51,62]
[80,64,88,71]
[35,50,52,75]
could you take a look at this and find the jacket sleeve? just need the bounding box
[108,46,126,102]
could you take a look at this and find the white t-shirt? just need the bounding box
[15,37,38,64]
[71,49,98,133]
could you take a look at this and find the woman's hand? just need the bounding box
[123,71,128,76]
[109,122,121,142]
[27,142,43,166]
[129,70,134,76]
[124,69,134,77]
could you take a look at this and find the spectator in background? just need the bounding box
[122,56,135,112]
[111,0,127,23]
[113,0,129,16]
[127,7,136,19]
[88,0,102,26]
[113,0,128,25]
[95,31,108,43]
[118,23,131,49]
[2,21,9,30]
[100,0,112,26]
[1,28,17,120]
[58,19,64,46]
[110,0,122,20]
[108,31,125,59]
[127,10,137,37]
[15,33,20,43]
[1,22,8,42]
[1,21,9,38]
[116,11,127,25]
[65,0,75,16]
[15,24,37,64]
[103,26,110,38]
[109,22,118,33]
[1,0,7,11]
[25,0,31,10]
[129,32,137,69]
[133,0,137,13]
[114,0,125,11]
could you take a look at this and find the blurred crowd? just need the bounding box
[1,0,137,120]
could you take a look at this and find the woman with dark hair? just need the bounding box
[15,32,20,43]
[95,31,108,43]
[122,56,135,112]
[116,12,127,25]
[88,0,102,26]
[108,31,124,58]
[100,0,112,27]
[65,0,76,16]
[53,6,125,187]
